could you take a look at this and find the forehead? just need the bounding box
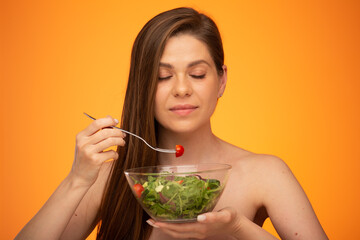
[160,34,213,65]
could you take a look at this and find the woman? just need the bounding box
[15,7,328,240]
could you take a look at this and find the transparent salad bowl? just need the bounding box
[124,163,232,223]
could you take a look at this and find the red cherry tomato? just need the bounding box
[133,183,144,198]
[176,180,184,184]
[175,145,184,157]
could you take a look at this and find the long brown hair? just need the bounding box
[96,7,224,240]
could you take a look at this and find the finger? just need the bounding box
[94,150,119,163]
[218,207,236,222]
[93,137,125,153]
[80,116,119,137]
[88,128,126,145]
[146,219,159,228]
[197,208,233,224]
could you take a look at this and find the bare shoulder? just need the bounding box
[219,142,296,203]
[218,142,293,198]
[221,146,328,239]
[243,154,300,194]
[242,153,291,176]
[229,151,299,200]
[220,141,289,176]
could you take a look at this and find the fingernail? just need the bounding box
[114,119,119,124]
[197,215,206,222]
[146,220,159,228]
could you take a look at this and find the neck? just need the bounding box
[157,121,223,165]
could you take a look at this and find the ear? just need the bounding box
[218,65,227,98]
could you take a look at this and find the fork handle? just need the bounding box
[83,113,176,154]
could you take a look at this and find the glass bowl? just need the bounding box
[124,163,232,223]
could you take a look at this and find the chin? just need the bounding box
[164,122,204,135]
[173,128,198,134]
[157,117,209,134]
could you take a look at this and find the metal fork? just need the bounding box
[83,112,176,154]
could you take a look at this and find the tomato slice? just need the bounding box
[175,145,184,157]
[133,183,144,198]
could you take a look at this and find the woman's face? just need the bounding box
[154,34,227,134]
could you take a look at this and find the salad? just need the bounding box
[132,174,222,220]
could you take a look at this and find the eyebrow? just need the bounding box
[159,60,211,69]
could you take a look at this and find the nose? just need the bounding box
[172,75,192,97]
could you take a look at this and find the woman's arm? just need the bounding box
[15,174,93,240]
[260,155,328,240]
[15,116,125,240]
[59,162,112,240]
[231,155,328,239]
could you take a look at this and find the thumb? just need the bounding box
[197,207,235,224]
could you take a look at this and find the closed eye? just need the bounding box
[190,74,206,79]
[158,76,172,81]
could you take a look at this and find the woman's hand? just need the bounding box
[148,207,241,239]
[70,116,126,187]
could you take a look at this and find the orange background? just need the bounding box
[1,0,359,239]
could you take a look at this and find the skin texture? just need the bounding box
[14,34,328,240]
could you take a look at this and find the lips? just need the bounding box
[169,104,198,116]
[170,104,198,111]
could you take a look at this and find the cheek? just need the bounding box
[200,83,219,104]
[207,96,219,115]
[201,86,220,116]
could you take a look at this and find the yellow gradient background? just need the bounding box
[1,1,359,239]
